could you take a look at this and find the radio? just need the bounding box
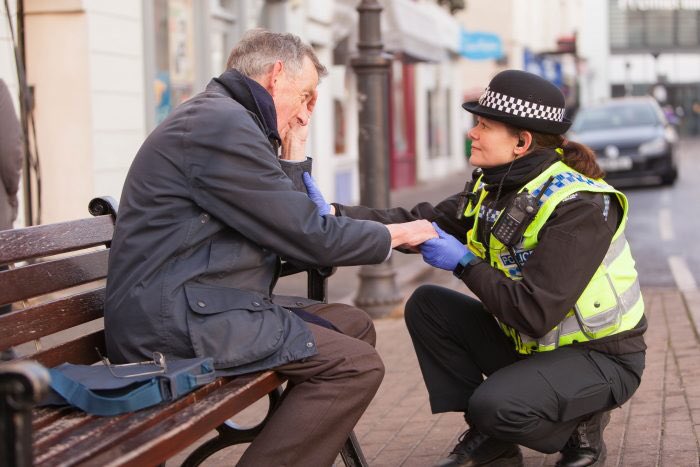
[491,190,539,247]
[491,176,554,248]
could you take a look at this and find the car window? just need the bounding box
[572,101,660,132]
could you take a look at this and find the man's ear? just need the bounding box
[262,61,284,97]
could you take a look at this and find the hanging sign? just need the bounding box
[459,29,503,60]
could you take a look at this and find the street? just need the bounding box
[624,137,700,292]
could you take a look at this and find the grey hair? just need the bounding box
[226,29,328,80]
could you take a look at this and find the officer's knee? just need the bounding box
[468,384,530,439]
[405,284,442,327]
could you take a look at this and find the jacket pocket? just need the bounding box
[184,284,285,368]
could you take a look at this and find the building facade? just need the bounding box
[1,0,463,226]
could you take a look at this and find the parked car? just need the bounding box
[568,96,678,186]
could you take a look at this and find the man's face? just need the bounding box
[273,56,319,140]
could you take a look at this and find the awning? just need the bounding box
[383,0,460,61]
[333,0,461,62]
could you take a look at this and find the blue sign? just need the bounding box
[460,29,503,60]
[523,49,563,88]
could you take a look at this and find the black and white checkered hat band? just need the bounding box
[478,87,565,122]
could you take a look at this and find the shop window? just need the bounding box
[427,88,449,159]
[392,60,408,156]
[153,0,196,125]
[334,98,346,155]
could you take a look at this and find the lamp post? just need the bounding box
[350,0,402,318]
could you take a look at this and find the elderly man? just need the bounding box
[104,29,435,466]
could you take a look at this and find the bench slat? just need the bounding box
[0,289,105,351]
[0,250,109,306]
[35,372,285,467]
[0,216,114,264]
[28,331,105,367]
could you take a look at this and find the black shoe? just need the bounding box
[555,411,611,467]
[435,426,523,467]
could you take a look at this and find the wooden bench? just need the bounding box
[0,197,367,467]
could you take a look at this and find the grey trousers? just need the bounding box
[237,302,385,467]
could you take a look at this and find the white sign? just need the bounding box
[618,0,700,10]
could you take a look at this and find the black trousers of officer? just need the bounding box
[405,284,645,454]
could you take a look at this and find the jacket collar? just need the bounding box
[482,148,559,189]
[208,69,282,150]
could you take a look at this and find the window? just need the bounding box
[152,0,196,125]
[609,0,700,50]
[427,88,449,159]
[333,99,346,155]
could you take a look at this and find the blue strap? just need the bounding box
[48,368,164,416]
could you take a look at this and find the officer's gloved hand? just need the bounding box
[302,172,332,216]
[420,222,470,271]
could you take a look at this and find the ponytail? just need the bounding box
[530,133,605,179]
[558,139,605,179]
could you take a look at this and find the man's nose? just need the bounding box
[297,108,310,126]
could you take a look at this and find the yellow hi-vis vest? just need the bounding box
[463,161,644,354]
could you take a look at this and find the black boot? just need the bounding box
[435,426,523,467]
[556,411,611,467]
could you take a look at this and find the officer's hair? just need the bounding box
[535,133,605,180]
[226,29,327,80]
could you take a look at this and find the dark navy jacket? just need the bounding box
[104,69,390,373]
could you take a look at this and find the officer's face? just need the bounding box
[467,117,521,168]
[273,56,319,140]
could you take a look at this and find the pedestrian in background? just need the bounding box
[0,78,24,316]
[305,70,646,467]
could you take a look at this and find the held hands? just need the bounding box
[302,172,333,216]
[420,222,468,271]
[385,220,438,249]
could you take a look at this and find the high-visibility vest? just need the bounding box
[463,161,644,354]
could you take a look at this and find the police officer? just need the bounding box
[304,70,646,466]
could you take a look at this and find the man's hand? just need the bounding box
[420,223,468,271]
[302,172,334,216]
[280,120,309,161]
[386,220,438,249]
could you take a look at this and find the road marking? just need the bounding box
[668,256,698,292]
[658,208,674,241]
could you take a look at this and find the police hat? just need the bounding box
[462,70,571,135]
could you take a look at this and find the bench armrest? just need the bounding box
[0,361,51,467]
[279,261,336,303]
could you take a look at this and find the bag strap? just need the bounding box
[48,368,164,416]
[167,362,216,399]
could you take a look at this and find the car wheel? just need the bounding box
[661,166,677,186]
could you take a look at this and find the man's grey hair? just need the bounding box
[226,29,328,80]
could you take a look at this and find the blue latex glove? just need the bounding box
[420,222,470,271]
[302,172,332,216]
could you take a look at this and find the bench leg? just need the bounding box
[181,386,284,466]
[339,430,369,467]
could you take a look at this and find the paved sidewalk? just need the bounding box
[169,273,700,466]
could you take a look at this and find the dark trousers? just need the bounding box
[238,302,384,467]
[405,284,644,454]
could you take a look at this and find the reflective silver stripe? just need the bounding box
[530,278,642,348]
[602,234,627,267]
